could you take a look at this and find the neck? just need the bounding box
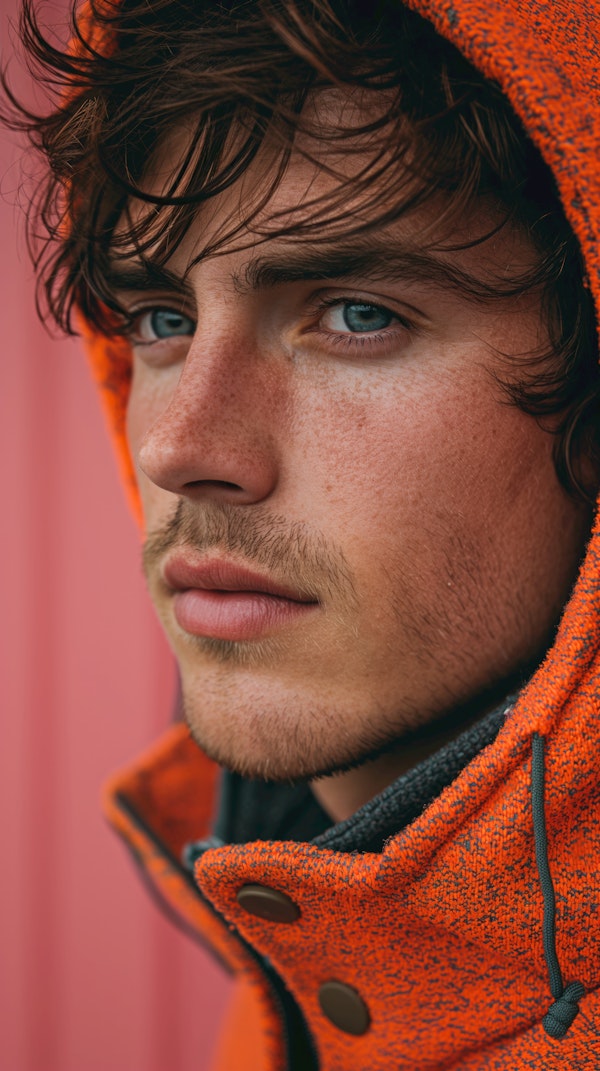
[309,682,521,823]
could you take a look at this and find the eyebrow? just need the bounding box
[102,262,193,299]
[103,238,501,305]
[234,243,492,298]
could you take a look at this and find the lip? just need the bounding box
[162,555,318,641]
[163,555,315,601]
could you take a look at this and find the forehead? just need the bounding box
[118,86,533,287]
[141,87,396,227]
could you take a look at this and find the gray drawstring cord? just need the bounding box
[531,733,585,1039]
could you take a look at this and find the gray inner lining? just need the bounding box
[183,698,514,869]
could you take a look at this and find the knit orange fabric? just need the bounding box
[97,0,600,1067]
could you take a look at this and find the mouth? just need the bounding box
[162,555,319,641]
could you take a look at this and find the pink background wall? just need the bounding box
[1,2,231,1067]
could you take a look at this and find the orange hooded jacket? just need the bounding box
[84,0,600,1066]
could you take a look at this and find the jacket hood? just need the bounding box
[93,3,600,1066]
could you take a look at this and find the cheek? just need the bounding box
[296,372,481,516]
[296,367,557,572]
[126,362,173,453]
[125,365,179,519]
[291,368,580,685]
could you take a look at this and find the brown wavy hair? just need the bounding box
[2,0,599,499]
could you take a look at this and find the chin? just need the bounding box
[180,678,415,784]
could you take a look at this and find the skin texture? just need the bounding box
[119,102,591,821]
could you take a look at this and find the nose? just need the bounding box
[135,332,281,505]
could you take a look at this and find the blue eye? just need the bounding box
[149,309,195,338]
[341,303,393,332]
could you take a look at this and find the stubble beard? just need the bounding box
[142,498,542,784]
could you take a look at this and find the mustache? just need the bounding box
[142,499,357,604]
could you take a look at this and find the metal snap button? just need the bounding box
[318,980,370,1035]
[236,883,300,923]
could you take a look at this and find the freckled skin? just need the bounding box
[124,104,591,821]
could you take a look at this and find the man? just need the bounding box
[6,0,600,1066]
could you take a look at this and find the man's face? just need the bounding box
[120,101,590,783]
